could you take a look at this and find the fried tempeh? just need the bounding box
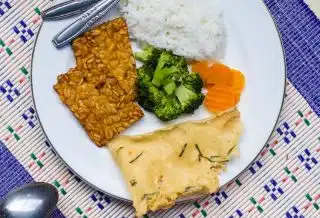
[72,17,137,95]
[54,18,144,146]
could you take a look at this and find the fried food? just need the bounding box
[54,18,144,146]
[109,109,243,216]
[72,17,137,95]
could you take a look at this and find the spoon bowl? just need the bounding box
[0,182,59,218]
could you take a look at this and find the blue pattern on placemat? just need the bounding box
[50,209,66,218]
[0,140,65,218]
[0,140,33,199]
[265,0,320,115]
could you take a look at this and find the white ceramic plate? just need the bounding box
[32,0,285,201]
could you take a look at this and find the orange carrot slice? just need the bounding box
[205,63,231,86]
[191,61,246,113]
[231,69,246,93]
[192,61,210,78]
[204,85,240,113]
[192,62,245,89]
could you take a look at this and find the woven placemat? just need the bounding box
[0,0,319,217]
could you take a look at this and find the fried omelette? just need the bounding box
[54,18,144,147]
[109,109,243,216]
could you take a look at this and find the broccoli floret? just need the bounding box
[137,64,153,83]
[138,93,154,112]
[136,46,205,120]
[175,84,204,113]
[183,72,203,92]
[163,81,177,96]
[138,80,182,121]
[152,51,184,87]
[135,45,162,68]
[152,66,180,87]
[172,55,189,74]
[148,86,165,105]
[154,97,182,121]
[146,86,183,121]
[136,65,155,111]
[147,50,189,87]
[137,84,154,111]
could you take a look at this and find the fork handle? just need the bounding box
[42,0,102,20]
[52,0,120,48]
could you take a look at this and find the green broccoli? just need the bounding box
[136,65,155,111]
[136,46,205,120]
[135,45,162,68]
[148,85,165,106]
[172,55,189,74]
[175,84,204,113]
[182,72,203,93]
[137,85,154,112]
[151,51,190,87]
[163,81,177,96]
[154,97,182,121]
[151,51,181,87]
[137,64,153,83]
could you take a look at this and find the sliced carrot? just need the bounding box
[231,69,246,93]
[192,62,245,90]
[192,61,210,82]
[191,61,246,113]
[192,61,216,86]
[204,85,240,113]
[205,63,232,86]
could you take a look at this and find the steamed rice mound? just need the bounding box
[121,0,227,60]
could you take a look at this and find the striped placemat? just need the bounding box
[0,0,319,217]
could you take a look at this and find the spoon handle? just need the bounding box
[42,0,102,20]
[52,0,120,48]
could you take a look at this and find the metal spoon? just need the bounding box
[0,182,59,218]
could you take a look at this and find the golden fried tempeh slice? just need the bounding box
[54,18,144,146]
[72,17,137,95]
[54,68,144,147]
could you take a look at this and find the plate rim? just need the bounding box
[30,1,287,204]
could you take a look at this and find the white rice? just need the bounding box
[120,0,226,60]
